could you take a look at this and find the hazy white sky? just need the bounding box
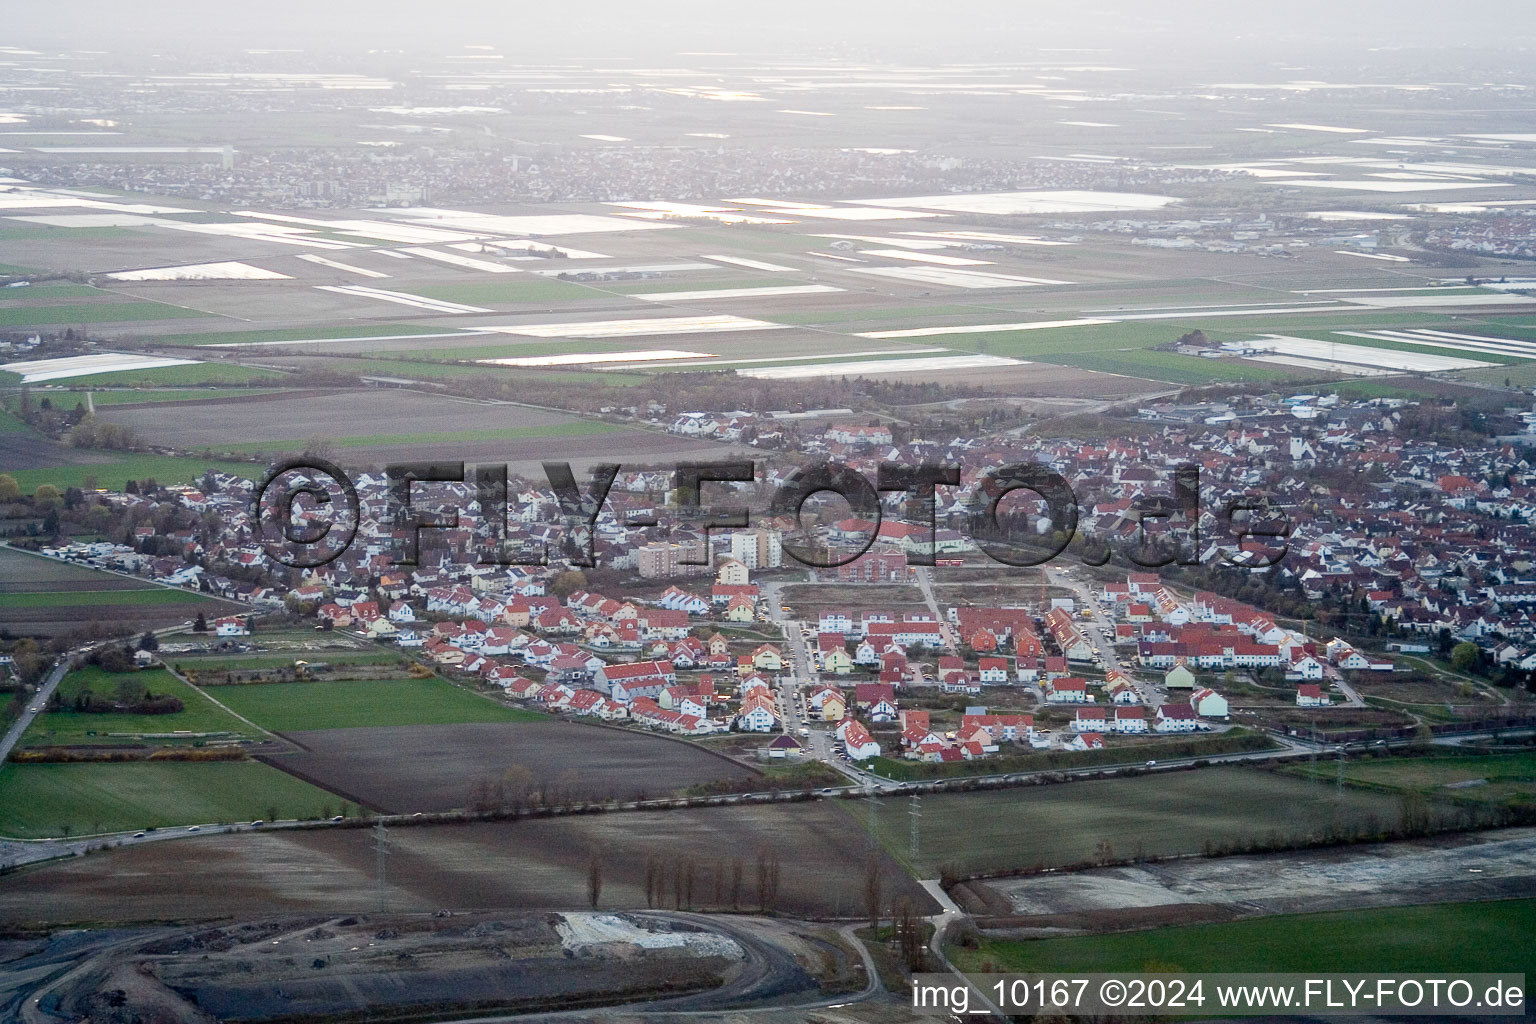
[7,1,1534,55]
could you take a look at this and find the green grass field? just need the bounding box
[24,667,263,747]
[0,301,211,326]
[0,588,205,608]
[6,455,258,495]
[177,651,406,672]
[1038,348,1304,384]
[205,677,545,732]
[0,406,33,433]
[0,284,106,301]
[873,767,1404,876]
[1286,751,1536,807]
[0,225,146,241]
[953,899,1536,976]
[0,761,346,838]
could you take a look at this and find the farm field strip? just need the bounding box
[845,265,1073,288]
[1248,354,1395,376]
[1244,335,1493,371]
[848,189,1179,215]
[1337,328,1536,361]
[482,314,785,338]
[398,246,521,273]
[153,324,455,346]
[201,330,488,349]
[478,349,715,367]
[902,229,1072,245]
[217,420,619,452]
[857,248,993,266]
[872,767,1406,877]
[314,284,493,314]
[0,761,347,839]
[736,353,1026,378]
[1,352,199,383]
[631,284,843,301]
[103,261,291,282]
[294,253,391,278]
[0,300,211,326]
[0,588,204,607]
[632,346,951,370]
[955,899,1536,976]
[700,254,797,272]
[859,317,1114,339]
[206,678,545,732]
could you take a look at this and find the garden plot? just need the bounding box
[483,314,784,338]
[1241,335,1493,372]
[2,352,199,383]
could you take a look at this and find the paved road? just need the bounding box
[0,656,67,769]
[911,566,957,651]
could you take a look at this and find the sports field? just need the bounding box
[952,899,1536,976]
[204,677,545,732]
[0,761,346,838]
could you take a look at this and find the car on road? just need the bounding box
[330,815,345,822]
[250,820,264,827]
[1145,760,1157,767]
[27,706,41,713]
[132,831,146,838]
[186,825,201,832]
